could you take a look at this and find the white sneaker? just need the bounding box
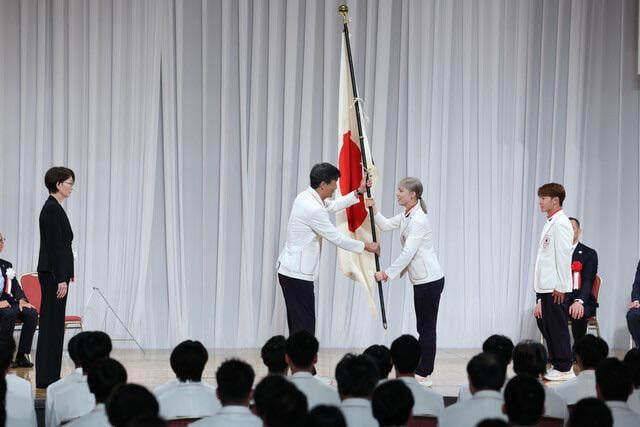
[415,374,433,387]
[544,368,575,382]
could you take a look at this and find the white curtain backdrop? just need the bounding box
[0,0,638,349]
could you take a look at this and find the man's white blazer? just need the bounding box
[534,209,573,294]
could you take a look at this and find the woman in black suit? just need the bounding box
[35,166,75,388]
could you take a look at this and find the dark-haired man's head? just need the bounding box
[371,379,414,427]
[261,335,287,376]
[126,414,167,427]
[285,330,319,373]
[254,375,308,427]
[512,340,547,378]
[79,331,113,373]
[363,345,393,380]
[310,163,340,189]
[503,375,545,426]
[68,332,89,368]
[304,405,346,427]
[0,336,16,372]
[483,335,514,369]
[334,353,379,400]
[623,348,640,389]
[595,358,632,402]
[87,358,128,403]
[390,335,421,377]
[467,352,505,394]
[106,384,159,427]
[170,340,208,382]
[215,359,255,406]
[567,397,613,427]
[574,335,609,371]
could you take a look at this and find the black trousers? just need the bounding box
[279,274,315,335]
[413,277,445,377]
[35,272,68,388]
[0,304,38,354]
[628,308,640,348]
[536,293,572,372]
[569,303,596,342]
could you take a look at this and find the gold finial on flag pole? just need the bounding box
[338,5,349,24]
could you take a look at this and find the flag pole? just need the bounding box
[339,5,387,329]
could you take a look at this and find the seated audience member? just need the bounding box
[363,344,393,382]
[154,340,220,419]
[67,358,127,426]
[127,414,168,427]
[511,340,568,420]
[458,334,513,401]
[595,358,637,426]
[626,259,640,348]
[623,348,640,413]
[286,331,340,408]
[567,397,613,427]
[254,375,308,427]
[389,335,443,416]
[438,353,507,427]
[2,337,37,426]
[261,335,288,376]
[554,334,608,405]
[502,375,545,427]
[304,405,346,427]
[46,332,87,424]
[107,384,160,427]
[334,354,379,427]
[191,359,261,427]
[371,380,414,427]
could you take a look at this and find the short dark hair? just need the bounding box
[87,358,128,403]
[44,166,75,194]
[390,335,421,375]
[574,335,609,370]
[596,357,632,401]
[68,332,89,367]
[79,331,113,373]
[363,345,393,379]
[254,375,308,427]
[310,163,340,189]
[261,335,287,375]
[334,353,379,398]
[304,405,346,427]
[483,335,514,368]
[569,217,581,228]
[567,397,613,427]
[107,384,159,427]
[216,359,255,404]
[467,352,505,392]
[623,348,640,388]
[371,380,414,426]
[537,183,566,206]
[503,375,545,426]
[170,340,208,382]
[0,336,16,372]
[285,330,319,369]
[512,340,547,378]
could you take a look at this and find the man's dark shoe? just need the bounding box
[11,353,34,368]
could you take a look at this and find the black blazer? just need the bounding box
[0,258,27,303]
[37,196,74,283]
[568,242,598,308]
[631,260,640,302]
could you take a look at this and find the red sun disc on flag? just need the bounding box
[339,131,368,232]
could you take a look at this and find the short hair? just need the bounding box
[512,340,548,377]
[503,375,545,426]
[467,352,505,392]
[371,380,414,427]
[623,348,640,388]
[363,345,393,379]
[304,405,347,427]
[483,335,514,368]
[106,384,159,427]
[567,397,613,427]
[68,332,89,367]
[44,166,75,194]
[334,353,379,398]
[170,340,208,382]
[595,357,632,401]
[569,217,581,228]
[537,183,566,206]
[261,335,287,374]
[390,335,421,375]
[87,358,128,403]
[476,420,509,427]
[0,336,16,372]
[310,163,340,189]
[79,331,113,373]
[254,375,308,427]
[216,359,255,404]
[285,330,319,369]
[127,414,167,427]
[573,335,609,370]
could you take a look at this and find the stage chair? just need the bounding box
[540,417,564,427]
[408,415,438,427]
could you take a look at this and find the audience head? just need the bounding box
[512,340,547,378]
[573,335,608,370]
[623,348,640,389]
[503,375,545,426]
[170,340,208,382]
[467,352,505,393]
[310,163,341,189]
[0,336,16,372]
[254,375,308,427]
[126,414,167,427]
[261,335,287,375]
[334,353,379,400]
[595,357,632,402]
[390,335,421,376]
[476,421,509,427]
[79,331,113,373]
[567,397,613,427]
[363,344,393,380]
[68,332,89,368]
[44,166,75,194]
[371,379,414,427]
[482,334,514,369]
[107,384,159,427]
[285,330,319,371]
[87,358,128,403]
[215,359,255,406]
[304,405,347,427]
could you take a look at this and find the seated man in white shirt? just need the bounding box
[2,337,37,427]
[596,358,637,426]
[261,335,288,376]
[285,331,340,408]
[371,380,414,427]
[106,383,161,427]
[67,358,127,426]
[554,334,608,405]
[191,359,262,427]
[363,345,393,382]
[154,340,220,420]
[458,334,513,402]
[335,353,379,427]
[254,375,308,426]
[567,398,612,427]
[623,348,640,414]
[390,335,443,416]
[438,353,507,427]
[305,406,347,426]
[503,376,545,427]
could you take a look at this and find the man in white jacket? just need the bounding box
[277,162,379,335]
[533,183,574,381]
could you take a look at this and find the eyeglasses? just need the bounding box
[62,181,74,187]
[0,238,5,243]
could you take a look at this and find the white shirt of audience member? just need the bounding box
[46,373,95,426]
[189,406,262,427]
[398,377,444,417]
[340,398,377,427]
[288,372,340,409]
[66,403,109,427]
[605,401,639,427]
[552,369,596,405]
[438,390,507,427]
[45,368,84,427]
[6,373,37,427]
[628,388,640,414]
[541,384,569,420]
[153,379,221,419]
